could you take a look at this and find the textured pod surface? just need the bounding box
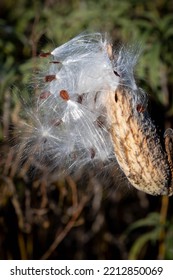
[105,86,173,195]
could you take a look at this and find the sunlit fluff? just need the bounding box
[18,32,139,174]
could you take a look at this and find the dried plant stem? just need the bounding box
[40,196,88,260]
[18,232,28,260]
[2,177,24,230]
[2,91,11,139]
[66,176,78,208]
[2,177,28,259]
[158,195,169,259]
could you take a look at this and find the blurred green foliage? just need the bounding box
[1,0,173,105]
[0,0,173,260]
[125,212,173,259]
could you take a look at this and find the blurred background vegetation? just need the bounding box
[0,0,173,260]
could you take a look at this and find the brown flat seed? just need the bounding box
[77,94,84,104]
[90,148,96,159]
[50,119,62,126]
[39,52,51,57]
[40,91,51,99]
[95,116,105,128]
[49,61,61,64]
[45,75,56,82]
[60,90,70,101]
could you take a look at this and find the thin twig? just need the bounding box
[66,176,78,208]
[2,176,24,230]
[40,196,88,260]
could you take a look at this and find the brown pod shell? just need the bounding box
[105,86,173,196]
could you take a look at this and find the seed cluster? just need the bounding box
[20,33,173,195]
